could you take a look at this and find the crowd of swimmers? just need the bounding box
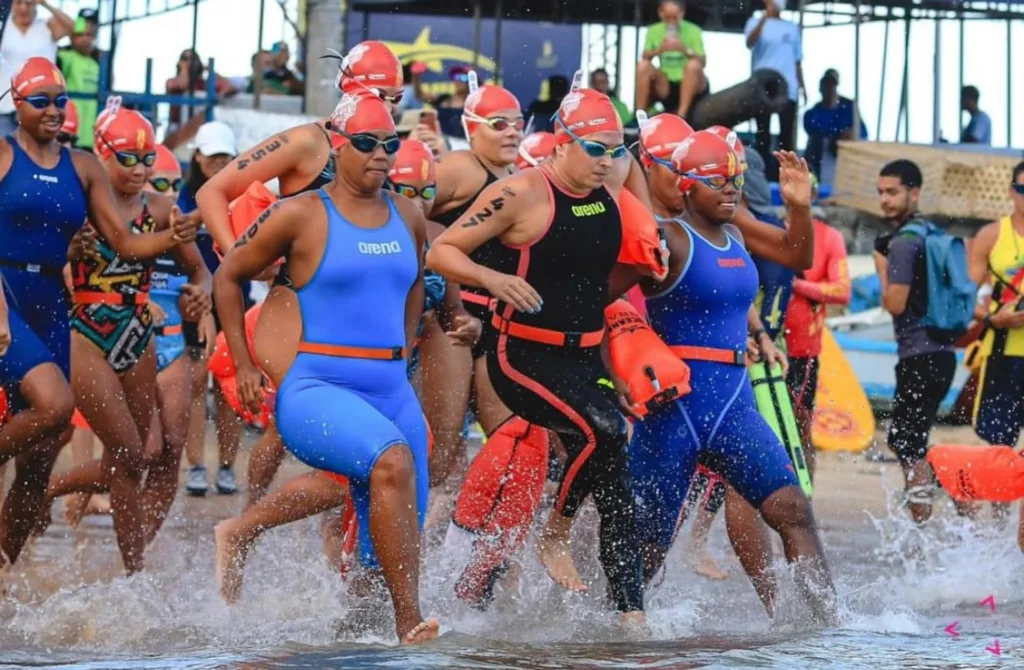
[8,37,1017,646]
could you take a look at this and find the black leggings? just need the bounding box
[888,351,956,467]
[487,333,642,613]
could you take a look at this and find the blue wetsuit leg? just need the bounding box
[276,374,428,569]
[0,271,70,412]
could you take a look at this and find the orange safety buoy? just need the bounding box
[928,443,1024,502]
[604,298,691,418]
[215,181,281,263]
[617,189,666,279]
[209,303,274,426]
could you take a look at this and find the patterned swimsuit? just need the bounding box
[69,199,157,374]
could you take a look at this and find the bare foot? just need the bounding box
[63,493,90,527]
[536,513,587,593]
[215,518,252,604]
[693,552,729,581]
[425,490,454,530]
[620,610,647,634]
[85,494,111,516]
[400,618,440,645]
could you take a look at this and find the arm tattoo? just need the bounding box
[460,188,517,228]
[233,202,281,249]
[235,134,290,171]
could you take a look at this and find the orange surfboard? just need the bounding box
[813,328,875,452]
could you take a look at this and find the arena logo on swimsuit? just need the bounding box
[571,202,607,218]
[358,240,402,255]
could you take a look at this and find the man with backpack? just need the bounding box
[873,159,976,525]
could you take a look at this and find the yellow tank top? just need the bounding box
[982,216,1024,357]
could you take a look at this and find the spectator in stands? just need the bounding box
[873,159,957,525]
[635,0,707,119]
[526,74,570,133]
[432,64,473,109]
[589,68,632,124]
[803,69,866,187]
[242,50,271,94]
[745,0,804,180]
[57,12,100,151]
[166,49,238,132]
[960,85,991,145]
[260,41,303,96]
[0,0,75,135]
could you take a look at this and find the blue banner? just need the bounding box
[346,14,582,111]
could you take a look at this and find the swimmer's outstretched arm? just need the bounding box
[427,172,542,313]
[197,127,320,253]
[639,219,691,298]
[731,151,815,271]
[71,151,193,261]
[394,199,428,361]
[214,198,296,414]
[152,194,214,322]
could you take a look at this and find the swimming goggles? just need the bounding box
[97,133,157,168]
[1013,183,1024,195]
[15,93,69,110]
[339,132,401,155]
[552,114,627,159]
[683,172,746,190]
[393,183,437,200]
[149,176,185,193]
[464,112,525,132]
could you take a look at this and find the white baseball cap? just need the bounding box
[194,120,237,157]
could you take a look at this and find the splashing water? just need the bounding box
[2,452,1023,669]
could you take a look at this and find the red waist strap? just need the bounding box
[156,324,183,336]
[492,314,604,348]
[73,290,149,306]
[669,344,746,366]
[297,341,406,361]
[460,290,496,309]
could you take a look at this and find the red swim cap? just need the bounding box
[329,92,396,146]
[638,113,693,167]
[153,144,182,176]
[705,125,747,167]
[516,131,556,169]
[95,108,156,160]
[337,41,402,92]
[389,139,436,184]
[61,99,79,136]
[553,88,622,145]
[463,84,521,136]
[11,57,65,103]
[671,130,741,194]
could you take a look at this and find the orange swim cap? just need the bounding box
[94,105,155,160]
[389,139,436,184]
[463,84,521,136]
[61,99,79,136]
[704,125,747,168]
[153,144,182,176]
[516,131,556,169]
[638,113,693,167]
[329,91,396,147]
[337,40,402,92]
[553,88,622,145]
[11,57,65,103]
[671,130,741,195]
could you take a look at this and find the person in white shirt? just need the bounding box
[0,0,75,135]
[744,0,804,180]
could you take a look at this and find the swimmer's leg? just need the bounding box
[215,471,347,604]
[141,355,193,546]
[0,362,75,465]
[64,427,107,525]
[245,423,287,509]
[72,336,157,574]
[419,313,472,487]
[183,349,211,495]
[723,486,776,615]
[713,388,836,625]
[212,382,242,494]
[688,472,730,581]
[0,433,65,565]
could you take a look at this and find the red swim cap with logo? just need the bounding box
[516,131,556,169]
[329,91,396,146]
[462,84,520,136]
[61,99,79,136]
[389,139,436,184]
[11,56,66,103]
[337,41,402,92]
[638,113,693,167]
[671,130,741,194]
[704,125,747,167]
[94,108,156,160]
[553,88,622,145]
[153,145,182,176]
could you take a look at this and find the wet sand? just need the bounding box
[1,422,1022,669]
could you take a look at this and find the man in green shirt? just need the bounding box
[589,68,632,125]
[636,0,708,120]
[56,11,100,151]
